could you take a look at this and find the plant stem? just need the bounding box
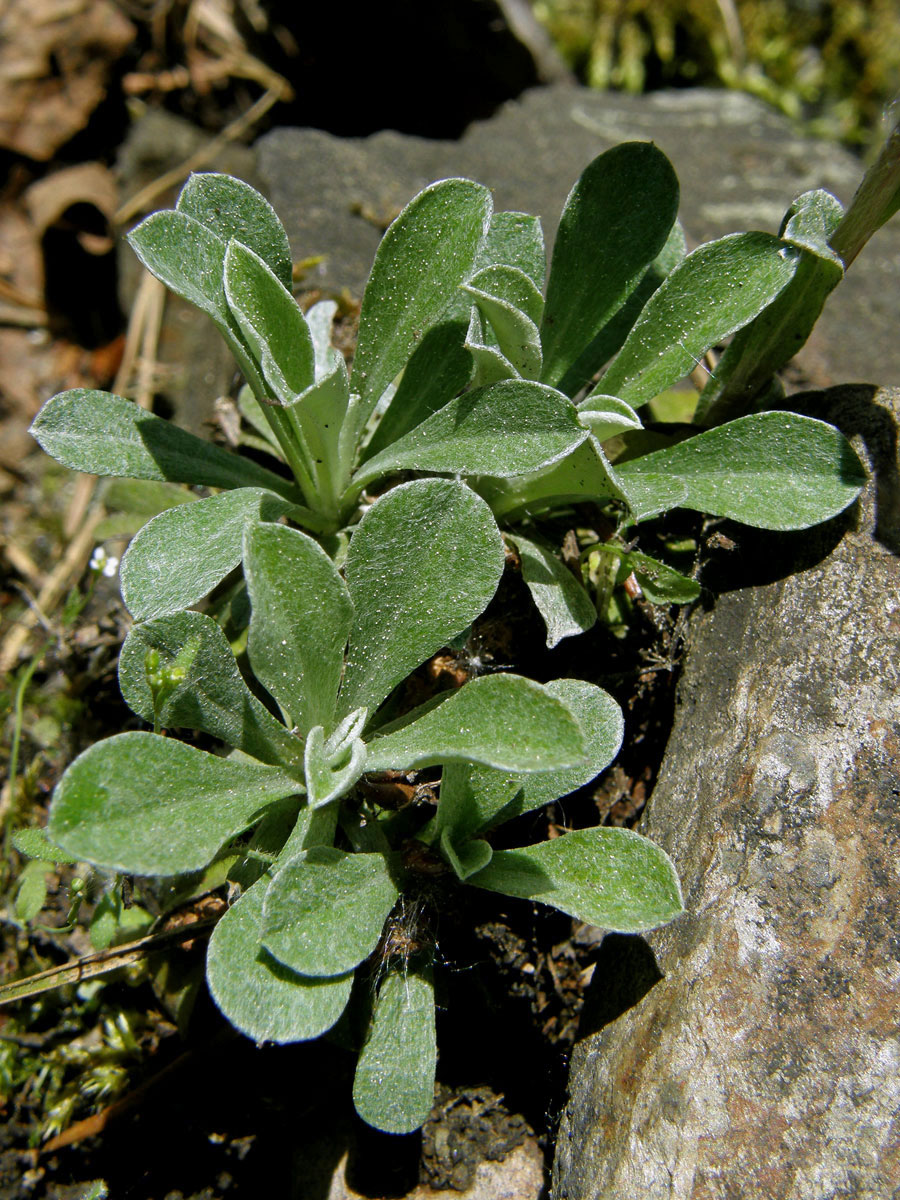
[830,115,900,268]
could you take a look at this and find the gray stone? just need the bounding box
[258,83,900,391]
[552,385,900,1199]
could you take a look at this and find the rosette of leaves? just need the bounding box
[30,146,865,647]
[42,477,682,1133]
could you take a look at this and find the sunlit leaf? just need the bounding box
[339,480,504,717]
[353,967,436,1134]
[206,877,353,1044]
[469,826,683,932]
[244,521,353,733]
[262,847,399,977]
[615,411,866,529]
[48,733,300,875]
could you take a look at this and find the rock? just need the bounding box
[552,385,900,1199]
[258,82,900,391]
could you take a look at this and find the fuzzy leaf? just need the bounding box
[120,488,298,621]
[431,679,622,845]
[339,480,504,717]
[697,191,845,423]
[224,240,315,402]
[439,829,493,881]
[479,435,626,522]
[48,732,301,876]
[557,219,687,398]
[464,266,543,378]
[477,210,546,289]
[576,394,643,442]
[465,306,517,386]
[128,210,231,327]
[364,673,587,773]
[306,300,341,379]
[540,143,679,390]
[353,967,437,1134]
[468,826,683,932]
[262,847,399,977]
[206,877,353,1044]
[15,863,49,923]
[466,263,543,326]
[29,390,295,495]
[615,411,866,529]
[600,546,701,604]
[118,610,303,771]
[596,233,801,408]
[362,321,473,458]
[351,179,492,423]
[244,522,353,733]
[12,827,79,864]
[511,531,596,647]
[303,725,367,807]
[177,172,293,289]
[353,380,587,491]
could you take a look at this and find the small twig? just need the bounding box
[0,510,103,675]
[0,914,218,1008]
[115,85,288,226]
[0,536,44,588]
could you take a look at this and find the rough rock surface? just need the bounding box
[258,83,900,391]
[553,385,900,1199]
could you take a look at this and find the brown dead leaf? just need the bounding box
[0,0,135,162]
[24,162,118,252]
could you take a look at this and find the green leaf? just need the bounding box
[364,673,587,773]
[595,232,801,408]
[468,826,683,932]
[118,611,303,771]
[598,545,701,604]
[303,718,367,807]
[89,891,152,951]
[511,531,596,647]
[261,847,399,977]
[351,179,492,425]
[48,732,301,875]
[12,827,79,864]
[102,478,197,518]
[697,191,845,424]
[466,264,543,326]
[353,967,436,1134]
[615,411,867,529]
[432,679,622,845]
[352,380,587,492]
[557,219,687,400]
[120,487,297,620]
[339,480,504,717]
[478,435,626,522]
[463,266,543,378]
[128,210,231,327]
[15,862,49,923]
[29,390,295,495]
[361,320,473,459]
[540,143,679,390]
[576,394,642,442]
[465,306,517,386]
[177,172,293,290]
[305,300,341,379]
[206,877,353,1044]
[224,240,315,403]
[243,522,353,734]
[477,210,546,289]
[439,829,493,881]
